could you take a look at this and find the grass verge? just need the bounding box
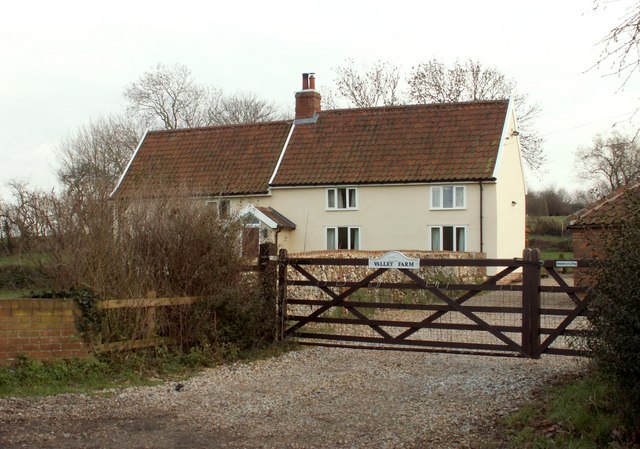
[0,341,298,398]
[0,289,31,300]
[489,369,634,448]
[540,251,574,260]
[0,253,49,267]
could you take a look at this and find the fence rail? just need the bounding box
[91,254,269,352]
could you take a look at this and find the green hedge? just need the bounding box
[0,264,47,290]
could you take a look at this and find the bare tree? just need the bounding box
[572,187,601,207]
[408,59,516,103]
[1,180,56,253]
[526,186,583,216]
[407,59,545,172]
[124,63,222,129]
[594,1,640,87]
[326,59,402,108]
[576,128,640,193]
[57,114,143,199]
[125,63,286,129]
[0,199,11,254]
[209,92,286,125]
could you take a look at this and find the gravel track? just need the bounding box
[0,347,586,449]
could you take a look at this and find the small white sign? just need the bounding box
[368,251,420,269]
[556,260,578,268]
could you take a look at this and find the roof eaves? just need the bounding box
[194,189,271,198]
[271,177,497,188]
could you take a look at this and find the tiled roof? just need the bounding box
[112,100,509,198]
[113,121,292,197]
[273,100,508,186]
[255,207,296,229]
[568,181,640,228]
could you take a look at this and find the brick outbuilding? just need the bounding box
[568,181,640,259]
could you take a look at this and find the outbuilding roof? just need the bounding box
[112,100,510,198]
[568,181,640,228]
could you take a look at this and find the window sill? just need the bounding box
[325,208,359,212]
[429,208,467,211]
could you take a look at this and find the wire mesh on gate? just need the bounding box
[284,258,530,356]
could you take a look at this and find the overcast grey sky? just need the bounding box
[1,0,638,200]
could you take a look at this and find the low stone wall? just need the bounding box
[0,299,88,366]
[285,250,487,302]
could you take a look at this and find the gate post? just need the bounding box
[522,248,541,359]
[258,243,277,342]
[276,249,288,341]
[258,242,276,274]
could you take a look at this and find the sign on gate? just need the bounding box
[368,251,420,269]
[555,260,578,268]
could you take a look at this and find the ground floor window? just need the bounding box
[430,226,466,251]
[326,226,360,250]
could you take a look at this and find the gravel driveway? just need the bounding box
[0,347,586,449]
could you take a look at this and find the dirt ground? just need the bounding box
[0,346,586,449]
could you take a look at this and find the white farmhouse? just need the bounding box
[112,74,526,260]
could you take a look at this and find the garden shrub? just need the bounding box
[586,191,640,437]
[36,190,277,356]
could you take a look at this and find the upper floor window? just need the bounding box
[431,186,465,209]
[327,187,357,210]
[207,199,231,219]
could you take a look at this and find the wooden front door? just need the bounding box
[242,227,259,258]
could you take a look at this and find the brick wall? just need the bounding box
[572,228,603,259]
[571,228,601,287]
[0,299,89,365]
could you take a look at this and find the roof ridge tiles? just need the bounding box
[321,99,509,115]
[147,119,293,135]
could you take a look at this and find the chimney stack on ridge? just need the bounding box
[295,72,321,120]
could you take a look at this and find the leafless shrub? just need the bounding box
[36,187,275,352]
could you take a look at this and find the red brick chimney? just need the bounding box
[295,73,321,120]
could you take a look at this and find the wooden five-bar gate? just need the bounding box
[276,249,592,358]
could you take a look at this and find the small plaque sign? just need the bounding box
[555,260,578,268]
[368,251,420,269]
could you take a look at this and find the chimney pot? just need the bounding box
[309,73,316,90]
[302,73,309,90]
